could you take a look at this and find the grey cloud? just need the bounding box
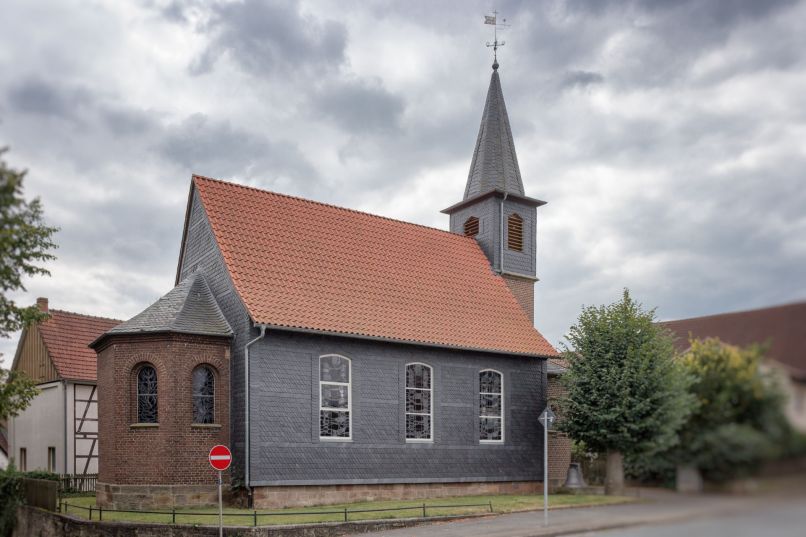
[158,113,319,188]
[560,70,604,90]
[311,79,404,133]
[187,0,347,77]
[8,78,92,122]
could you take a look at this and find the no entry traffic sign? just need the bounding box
[209,445,232,471]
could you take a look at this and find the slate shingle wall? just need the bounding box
[249,330,546,485]
[177,189,255,484]
[448,196,537,278]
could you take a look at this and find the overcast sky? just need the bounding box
[2,0,805,366]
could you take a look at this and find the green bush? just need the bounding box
[0,463,23,537]
[21,470,59,481]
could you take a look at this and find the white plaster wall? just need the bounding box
[8,381,66,472]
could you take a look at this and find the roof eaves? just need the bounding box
[441,189,547,214]
[257,322,552,359]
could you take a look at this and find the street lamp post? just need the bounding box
[538,406,556,527]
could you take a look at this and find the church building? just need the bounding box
[92,61,559,509]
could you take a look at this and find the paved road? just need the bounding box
[359,486,806,537]
[566,496,806,536]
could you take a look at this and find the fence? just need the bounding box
[60,500,494,527]
[59,473,98,494]
[22,478,59,511]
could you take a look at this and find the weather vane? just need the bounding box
[485,10,510,68]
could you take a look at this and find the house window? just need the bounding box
[19,448,27,472]
[405,363,433,441]
[479,370,503,442]
[464,216,480,237]
[319,355,351,439]
[192,366,215,424]
[507,213,523,251]
[137,365,158,423]
[47,447,56,472]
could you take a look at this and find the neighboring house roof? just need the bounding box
[37,310,121,382]
[96,273,232,344]
[660,301,806,381]
[189,175,557,358]
[464,65,525,200]
[547,358,569,376]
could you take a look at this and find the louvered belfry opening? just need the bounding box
[464,216,480,237]
[507,213,523,251]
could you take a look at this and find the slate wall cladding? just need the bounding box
[448,196,537,278]
[177,188,255,484]
[248,330,546,486]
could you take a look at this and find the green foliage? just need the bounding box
[21,470,60,481]
[674,338,791,481]
[0,147,58,340]
[559,289,695,458]
[0,463,23,537]
[0,368,39,421]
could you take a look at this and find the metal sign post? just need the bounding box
[538,407,556,527]
[209,445,232,537]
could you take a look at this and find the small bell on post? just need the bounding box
[563,462,587,489]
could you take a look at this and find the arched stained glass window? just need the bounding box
[319,355,351,439]
[479,370,503,442]
[193,366,215,424]
[405,363,433,441]
[137,365,158,424]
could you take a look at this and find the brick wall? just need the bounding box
[254,481,541,509]
[547,375,571,489]
[96,333,231,507]
[501,275,534,324]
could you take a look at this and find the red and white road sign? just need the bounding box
[208,445,232,471]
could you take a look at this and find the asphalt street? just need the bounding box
[359,484,806,537]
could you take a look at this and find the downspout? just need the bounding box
[244,325,266,505]
[499,192,508,273]
[63,380,68,474]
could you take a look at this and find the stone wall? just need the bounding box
[253,480,541,509]
[96,483,223,510]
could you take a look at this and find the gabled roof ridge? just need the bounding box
[192,175,473,241]
[662,300,806,325]
[46,308,123,324]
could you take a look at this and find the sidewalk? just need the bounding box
[358,486,806,537]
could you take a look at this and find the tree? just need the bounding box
[0,147,58,339]
[0,369,38,421]
[674,338,789,482]
[560,289,694,495]
[0,147,57,419]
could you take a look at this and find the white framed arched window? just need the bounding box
[405,363,433,441]
[479,369,503,443]
[319,354,352,440]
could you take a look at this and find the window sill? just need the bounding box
[130,423,159,429]
[191,423,222,429]
[405,439,434,444]
[319,437,352,442]
[480,440,504,445]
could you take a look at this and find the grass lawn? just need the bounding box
[61,493,636,526]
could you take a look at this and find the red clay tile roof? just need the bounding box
[660,301,806,381]
[38,310,122,381]
[192,175,557,357]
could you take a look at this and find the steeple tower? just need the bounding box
[464,62,525,199]
[442,63,547,323]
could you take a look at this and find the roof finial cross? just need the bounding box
[485,11,510,70]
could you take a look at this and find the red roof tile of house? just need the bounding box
[38,310,122,381]
[192,175,557,357]
[660,301,806,380]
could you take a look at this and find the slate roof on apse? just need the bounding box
[103,273,233,340]
[661,301,806,380]
[192,175,557,357]
[37,310,121,381]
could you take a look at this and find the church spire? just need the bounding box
[463,65,525,200]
